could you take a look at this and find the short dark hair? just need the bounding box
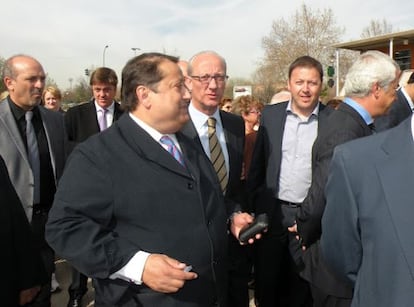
[89,67,118,87]
[121,52,179,112]
[288,55,323,82]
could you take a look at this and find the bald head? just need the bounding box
[3,55,46,111]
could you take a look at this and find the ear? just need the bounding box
[3,77,13,91]
[136,85,151,108]
[372,82,381,99]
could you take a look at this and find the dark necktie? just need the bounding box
[98,108,108,131]
[369,122,376,133]
[160,136,185,167]
[25,111,40,204]
[207,117,228,193]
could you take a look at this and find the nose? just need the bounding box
[207,77,218,89]
[182,84,192,100]
[35,78,45,88]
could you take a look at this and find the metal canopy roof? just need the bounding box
[331,29,414,51]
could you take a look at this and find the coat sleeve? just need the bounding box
[45,144,138,279]
[297,128,364,246]
[320,146,362,284]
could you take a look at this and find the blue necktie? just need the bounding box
[160,136,185,167]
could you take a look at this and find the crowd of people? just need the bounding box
[1,49,413,307]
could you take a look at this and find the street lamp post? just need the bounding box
[131,47,141,56]
[103,45,109,67]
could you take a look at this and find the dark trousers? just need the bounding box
[311,284,352,307]
[227,235,252,307]
[254,232,312,307]
[25,211,54,307]
[69,268,88,298]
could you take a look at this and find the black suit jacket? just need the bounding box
[247,102,332,234]
[375,88,412,131]
[46,114,229,307]
[181,110,246,214]
[0,155,47,306]
[64,100,124,152]
[296,102,372,297]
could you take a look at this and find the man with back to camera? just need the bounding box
[293,50,400,306]
[46,52,256,307]
[0,54,67,307]
[321,111,414,307]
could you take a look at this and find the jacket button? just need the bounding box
[187,183,193,189]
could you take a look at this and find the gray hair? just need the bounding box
[343,50,400,98]
[2,54,38,79]
[187,50,227,76]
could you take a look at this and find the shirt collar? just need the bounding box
[8,97,40,121]
[189,101,221,129]
[343,97,374,125]
[94,100,115,112]
[128,113,178,144]
[286,101,320,119]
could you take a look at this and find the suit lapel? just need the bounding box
[0,101,29,166]
[376,118,414,280]
[113,103,124,121]
[39,107,58,180]
[119,116,192,178]
[86,101,101,133]
[219,110,242,182]
[265,103,288,185]
[181,120,204,149]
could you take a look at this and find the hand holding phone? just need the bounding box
[238,213,268,243]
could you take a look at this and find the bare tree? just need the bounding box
[361,19,393,38]
[255,4,344,100]
[0,56,6,93]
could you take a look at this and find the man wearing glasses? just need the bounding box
[181,50,252,307]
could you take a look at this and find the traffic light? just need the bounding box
[327,78,335,88]
[85,69,89,76]
[327,66,335,77]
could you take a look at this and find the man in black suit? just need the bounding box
[0,54,67,307]
[63,67,123,306]
[293,50,400,306]
[180,51,251,307]
[46,52,254,307]
[0,154,48,306]
[248,56,332,307]
[375,71,414,131]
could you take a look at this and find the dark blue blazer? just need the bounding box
[321,116,414,306]
[46,114,229,306]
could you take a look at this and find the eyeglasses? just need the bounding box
[249,110,261,114]
[191,74,228,84]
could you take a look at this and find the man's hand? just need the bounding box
[142,254,197,293]
[230,212,263,244]
[287,223,306,251]
[19,286,40,305]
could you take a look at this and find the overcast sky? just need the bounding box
[2,0,413,89]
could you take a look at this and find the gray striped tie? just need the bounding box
[25,111,40,204]
[207,117,228,193]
